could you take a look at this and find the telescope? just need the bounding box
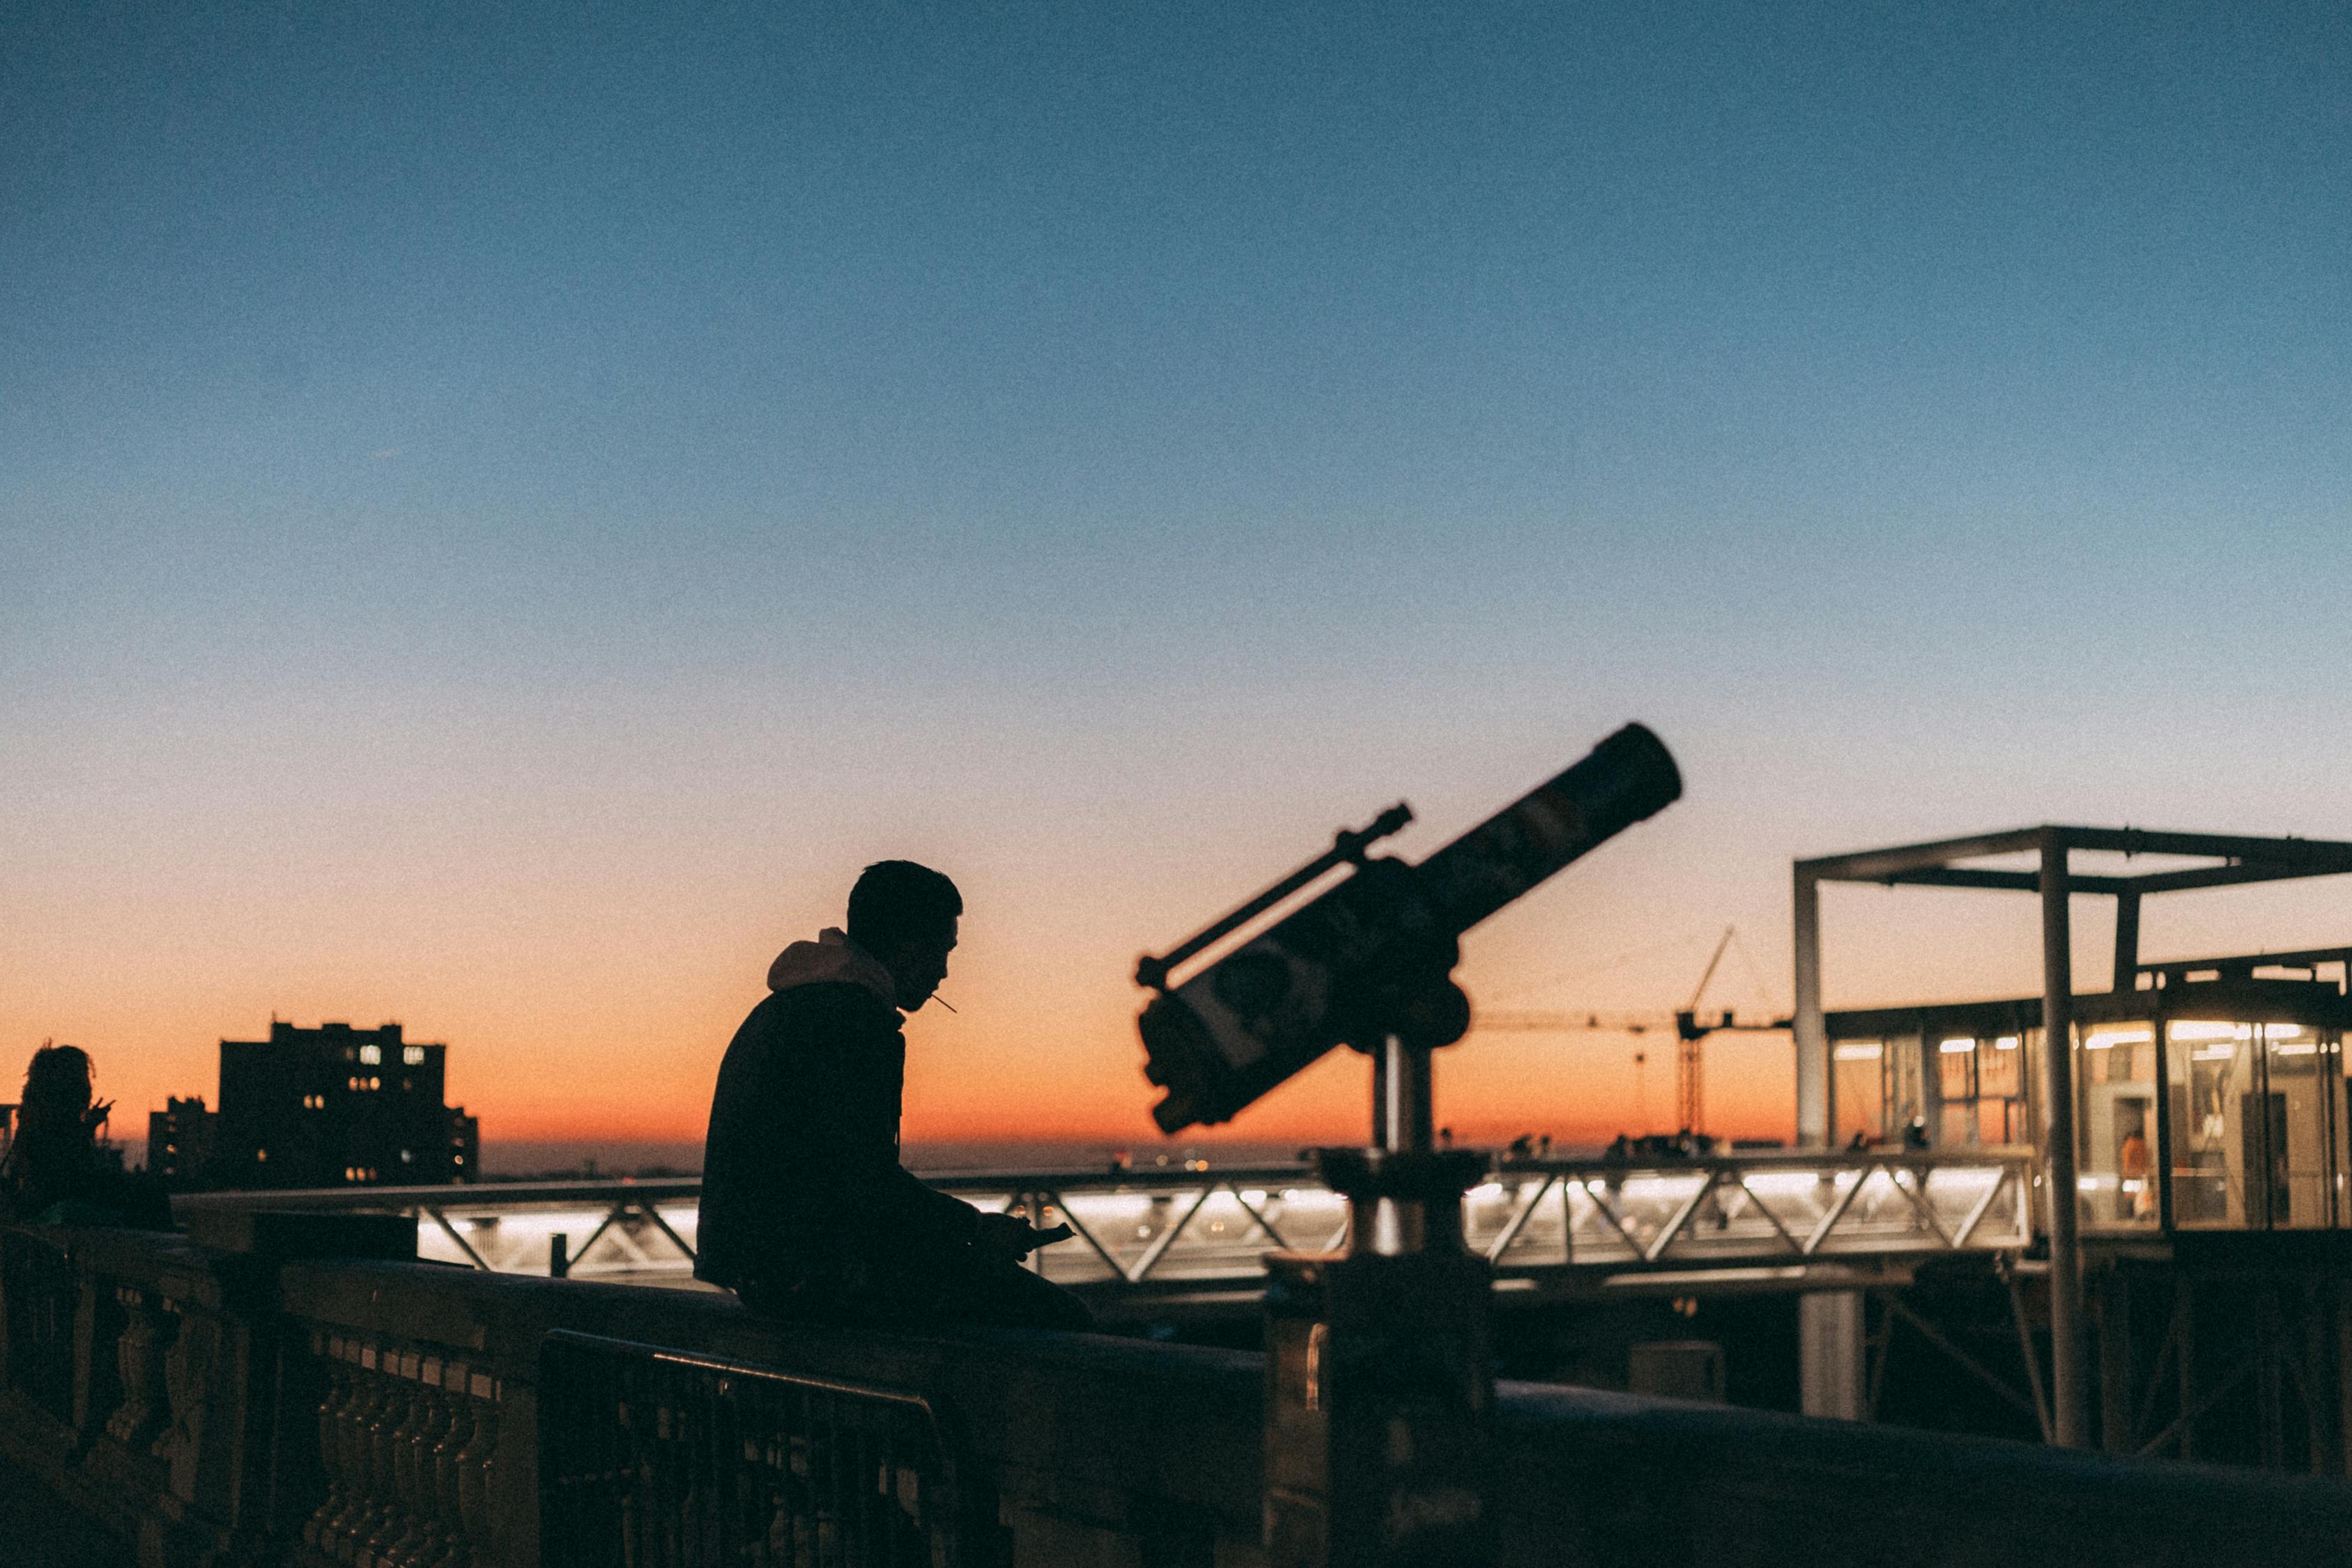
[1136,723,1682,1134]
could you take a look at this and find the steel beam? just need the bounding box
[1799,826,2352,900]
[1797,829,2047,884]
[2040,835,2089,1447]
[1483,1175,1557,1264]
[634,1202,698,1264]
[2111,890,2141,994]
[2054,827,2352,866]
[424,1208,490,1270]
[1793,866,1829,1148]
[2121,862,2340,894]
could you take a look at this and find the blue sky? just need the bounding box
[6,2,2350,1140]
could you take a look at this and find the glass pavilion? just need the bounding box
[1825,964,2352,1233]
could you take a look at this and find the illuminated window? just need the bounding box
[359,1044,381,1065]
[256,1148,268,1162]
[399,1149,413,1164]
[369,1076,381,1091]
[403,1045,425,1066]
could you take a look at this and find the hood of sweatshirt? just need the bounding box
[767,928,899,1009]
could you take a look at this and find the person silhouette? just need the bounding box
[1,1045,169,1228]
[695,861,1091,1331]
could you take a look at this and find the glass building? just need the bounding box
[1826,967,2352,1233]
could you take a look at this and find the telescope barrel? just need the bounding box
[1414,723,1682,932]
[1139,723,1682,1133]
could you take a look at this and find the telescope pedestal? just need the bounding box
[1263,1147,1495,1568]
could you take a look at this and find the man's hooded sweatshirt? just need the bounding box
[695,929,983,1298]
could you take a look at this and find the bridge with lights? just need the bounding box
[172,1146,2032,1322]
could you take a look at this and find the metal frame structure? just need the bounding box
[1792,825,2352,1448]
[174,1150,2032,1309]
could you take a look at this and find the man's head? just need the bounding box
[847,861,962,1012]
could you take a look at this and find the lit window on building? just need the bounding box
[359,1044,381,1065]
[256,1148,268,1162]
[403,1045,425,1066]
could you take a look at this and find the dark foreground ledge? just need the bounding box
[3,1222,2349,1568]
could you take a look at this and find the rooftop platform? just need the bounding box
[6,1216,2352,1566]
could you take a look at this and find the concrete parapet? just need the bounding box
[7,1220,2352,1567]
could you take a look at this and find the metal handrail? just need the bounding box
[170,1150,2036,1295]
[539,1328,990,1567]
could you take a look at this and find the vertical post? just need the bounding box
[548,1233,570,1279]
[1794,866,1830,1149]
[1269,1016,1492,1566]
[1378,1036,1433,1155]
[2112,890,2142,994]
[1798,1293,1866,1420]
[2255,1286,2286,1470]
[2040,835,2089,1447]
[2176,1277,2198,1461]
[2098,1270,2135,1453]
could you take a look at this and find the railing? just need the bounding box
[539,1330,995,1568]
[176,1151,2036,1305]
[10,1222,2352,1567]
[0,1224,278,1566]
[297,1328,505,1568]
[1,1227,79,1426]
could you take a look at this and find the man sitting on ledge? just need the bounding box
[696,860,1092,1332]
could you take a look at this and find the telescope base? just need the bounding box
[1261,1243,1496,1567]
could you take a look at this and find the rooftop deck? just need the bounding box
[6,1214,2351,1566]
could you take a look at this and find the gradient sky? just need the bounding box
[6,3,2351,1155]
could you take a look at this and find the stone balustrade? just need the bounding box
[8,1217,2352,1568]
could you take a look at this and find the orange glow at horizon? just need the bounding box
[17,739,2352,1162]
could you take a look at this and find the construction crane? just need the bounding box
[1475,927,1791,1136]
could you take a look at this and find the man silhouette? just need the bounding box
[696,861,1091,1331]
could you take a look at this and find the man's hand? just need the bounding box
[975,1211,1073,1262]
